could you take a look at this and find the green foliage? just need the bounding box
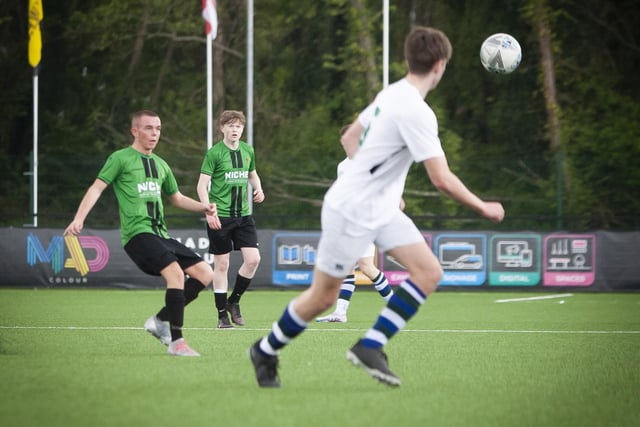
[562,80,640,228]
[1,0,639,229]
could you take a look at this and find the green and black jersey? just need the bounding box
[200,141,256,218]
[98,146,178,245]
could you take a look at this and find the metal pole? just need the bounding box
[206,35,213,150]
[247,0,254,148]
[556,150,564,229]
[32,72,38,227]
[383,0,389,88]
[247,0,254,212]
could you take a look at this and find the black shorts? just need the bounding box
[124,233,203,276]
[207,216,259,255]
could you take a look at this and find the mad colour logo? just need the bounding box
[26,233,110,275]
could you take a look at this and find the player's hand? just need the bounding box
[206,212,222,230]
[203,203,217,216]
[204,203,222,230]
[481,201,505,223]
[64,220,83,236]
[253,188,265,203]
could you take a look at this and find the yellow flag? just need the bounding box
[28,0,43,68]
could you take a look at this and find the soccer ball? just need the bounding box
[480,33,522,74]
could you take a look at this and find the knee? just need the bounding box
[412,264,442,295]
[245,253,261,270]
[240,252,261,275]
[214,258,230,272]
[423,265,443,294]
[190,264,214,286]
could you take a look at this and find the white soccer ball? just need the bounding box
[480,33,522,74]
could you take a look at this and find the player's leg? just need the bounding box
[357,255,393,302]
[316,272,354,322]
[159,261,200,356]
[212,253,233,328]
[126,234,183,349]
[183,260,214,306]
[347,213,440,386]
[227,246,260,326]
[249,268,344,387]
[207,221,234,328]
[249,205,365,387]
[148,259,211,344]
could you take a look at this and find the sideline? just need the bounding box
[1,325,638,334]
[495,293,573,303]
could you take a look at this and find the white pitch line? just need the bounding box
[495,293,574,303]
[1,325,638,334]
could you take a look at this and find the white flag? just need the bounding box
[202,0,218,40]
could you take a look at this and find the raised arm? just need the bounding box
[424,156,504,223]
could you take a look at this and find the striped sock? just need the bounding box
[362,279,426,349]
[338,274,356,301]
[260,302,308,355]
[372,271,393,302]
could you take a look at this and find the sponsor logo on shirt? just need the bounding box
[225,170,249,184]
[137,181,162,198]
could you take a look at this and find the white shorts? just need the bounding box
[316,204,425,278]
[361,243,376,259]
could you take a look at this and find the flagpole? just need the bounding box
[202,0,217,150]
[383,0,389,89]
[247,0,254,212]
[32,69,39,227]
[28,0,43,228]
[206,34,213,150]
[247,0,253,149]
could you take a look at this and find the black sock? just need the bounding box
[214,291,228,318]
[184,277,206,306]
[166,288,185,341]
[227,274,251,305]
[157,278,207,321]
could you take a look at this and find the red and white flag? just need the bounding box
[202,0,218,40]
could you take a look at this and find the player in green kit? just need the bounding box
[197,110,265,328]
[65,110,217,356]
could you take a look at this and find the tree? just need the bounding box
[1,0,638,230]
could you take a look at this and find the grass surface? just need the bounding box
[0,289,639,427]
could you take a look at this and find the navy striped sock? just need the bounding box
[262,302,308,354]
[362,279,426,349]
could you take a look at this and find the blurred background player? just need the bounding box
[316,125,393,323]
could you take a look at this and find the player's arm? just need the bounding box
[168,191,217,215]
[64,179,108,235]
[195,172,222,229]
[424,156,504,223]
[248,170,264,203]
[340,119,365,159]
[196,173,212,205]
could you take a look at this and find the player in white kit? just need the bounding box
[249,26,504,388]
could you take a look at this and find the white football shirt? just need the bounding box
[324,78,445,229]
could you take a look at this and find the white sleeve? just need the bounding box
[401,107,445,162]
[357,102,377,129]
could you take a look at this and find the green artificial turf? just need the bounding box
[0,289,638,427]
